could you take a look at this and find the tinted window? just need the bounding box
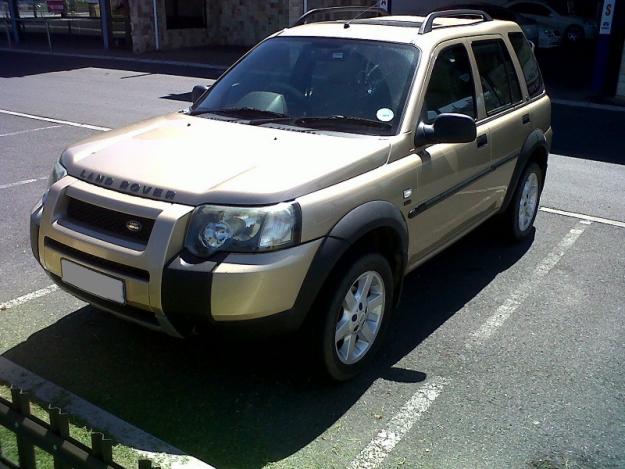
[472,40,522,115]
[509,32,544,98]
[195,37,419,135]
[422,45,476,124]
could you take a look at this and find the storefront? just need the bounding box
[1,0,131,49]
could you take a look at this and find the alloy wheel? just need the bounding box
[334,270,385,365]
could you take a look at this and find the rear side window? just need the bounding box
[472,39,522,115]
[422,44,476,124]
[509,32,544,98]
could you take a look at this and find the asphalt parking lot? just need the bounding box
[1,51,624,469]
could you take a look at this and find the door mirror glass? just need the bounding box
[192,85,210,104]
[415,113,477,146]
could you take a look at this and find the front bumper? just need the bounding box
[31,178,321,337]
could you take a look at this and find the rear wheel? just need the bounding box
[318,253,394,381]
[503,162,543,241]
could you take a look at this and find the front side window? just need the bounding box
[509,32,544,98]
[472,39,522,115]
[193,36,420,135]
[422,44,476,124]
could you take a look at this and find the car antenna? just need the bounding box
[344,1,383,29]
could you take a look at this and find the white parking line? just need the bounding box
[468,222,588,346]
[0,109,111,132]
[0,285,58,311]
[348,377,447,469]
[0,177,47,190]
[540,206,625,229]
[0,125,62,138]
[0,357,214,469]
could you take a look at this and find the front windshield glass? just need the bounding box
[193,36,420,135]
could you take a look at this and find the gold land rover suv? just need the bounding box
[31,8,551,380]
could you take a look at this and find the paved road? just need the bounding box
[1,51,624,469]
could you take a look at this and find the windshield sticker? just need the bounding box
[376,108,394,122]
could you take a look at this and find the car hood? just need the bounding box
[62,113,391,206]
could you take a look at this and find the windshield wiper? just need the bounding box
[292,115,392,129]
[190,107,288,119]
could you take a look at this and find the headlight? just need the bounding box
[184,203,300,257]
[42,160,67,205]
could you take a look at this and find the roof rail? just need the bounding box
[418,9,492,34]
[290,6,388,27]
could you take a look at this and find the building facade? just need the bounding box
[129,0,372,53]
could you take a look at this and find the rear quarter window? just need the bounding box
[509,32,545,98]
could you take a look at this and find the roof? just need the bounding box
[278,15,523,48]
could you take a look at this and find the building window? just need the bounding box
[165,0,206,29]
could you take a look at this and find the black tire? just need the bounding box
[564,25,584,46]
[503,162,543,241]
[317,253,394,381]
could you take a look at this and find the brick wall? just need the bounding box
[208,0,289,46]
[129,0,376,53]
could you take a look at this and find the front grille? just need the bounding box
[65,198,155,244]
[45,238,150,281]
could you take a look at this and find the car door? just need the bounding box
[469,36,531,202]
[407,40,492,266]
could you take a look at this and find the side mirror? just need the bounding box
[192,85,210,104]
[415,113,477,146]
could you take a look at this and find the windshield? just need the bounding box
[193,36,420,135]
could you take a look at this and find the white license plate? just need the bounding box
[61,259,125,304]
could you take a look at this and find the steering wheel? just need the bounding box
[266,82,306,113]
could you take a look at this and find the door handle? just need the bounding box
[522,114,530,124]
[477,134,488,148]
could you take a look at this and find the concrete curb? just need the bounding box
[0,357,214,469]
[0,47,230,72]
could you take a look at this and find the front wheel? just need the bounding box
[318,253,394,381]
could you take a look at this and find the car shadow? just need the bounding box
[160,92,193,103]
[2,221,534,468]
[0,50,226,80]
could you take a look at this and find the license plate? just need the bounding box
[61,259,125,304]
